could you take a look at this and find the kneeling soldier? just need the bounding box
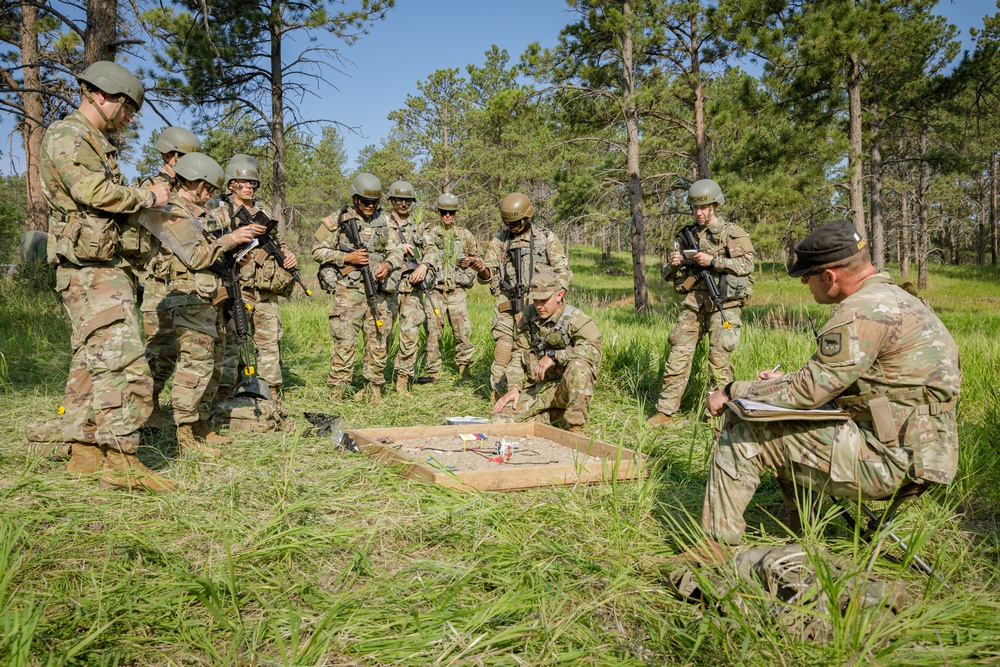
[491,272,601,434]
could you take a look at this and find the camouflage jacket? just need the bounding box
[137,166,173,189]
[144,194,237,307]
[41,110,154,268]
[211,195,292,298]
[427,224,479,290]
[481,224,573,312]
[381,211,440,295]
[665,218,755,308]
[312,206,403,295]
[505,302,602,391]
[729,273,961,485]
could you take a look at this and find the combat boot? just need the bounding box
[100,449,178,493]
[176,424,221,458]
[192,420,233,445]
[65,442,103,474]
[329,385,342,402]
[396,374,411,396]
[368,384,382,405]
[458,364,469,379]
[647,412,673,427]
[27,441,73,460]
[567,425,586,435]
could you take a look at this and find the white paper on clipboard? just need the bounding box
[234,238,259,263]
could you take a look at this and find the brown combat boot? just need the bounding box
[100,449,178,493]
[368,384,382,405]
[647,412,673,427]
[329,385,342,402]
[567,425,586,435]
[65,442,103,473]
[458,364,469,379]
[176,424,221,458]
[193,420,233,445]
[396,374,411,396]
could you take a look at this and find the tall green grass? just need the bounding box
[1,250,999,665]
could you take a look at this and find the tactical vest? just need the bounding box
[316,207,390,294]
[146,199,223,301]
[386,214,434,294]
[499,226,553,304]
[529,304,579,353]
[675,221,754,302]
[432,226,476,289]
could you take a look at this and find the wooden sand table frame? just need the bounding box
[348,422,646,491]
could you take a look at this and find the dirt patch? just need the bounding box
[378,434,602,473]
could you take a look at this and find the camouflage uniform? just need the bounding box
[143,193,236,426]
[482,224,572,394]
[214,197,295,393]
[40,110,160,454]
[656,218,755,416]
[493,287,601,428]
[703,273,961,544]
[136,166,179,403]
[382,211,439,379]
[424,223,479,375]
[313,206,403,389]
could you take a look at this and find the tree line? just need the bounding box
[4,1,1000,311]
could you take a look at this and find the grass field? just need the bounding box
[1,248,999,666]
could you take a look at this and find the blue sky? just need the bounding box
[0,0,993,179]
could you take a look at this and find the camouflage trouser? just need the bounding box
[424,287,475,375]
[702,412,909,545]
[489,306,517,394]
[141,279,178,399]
[205,307,227,407]
[494,359,597,428]
[394,291,427,377]
[327,285,395,387]
[170,300,220,425]
[221,292,283,390]
[656,304,742,415]
[57,265,152,453]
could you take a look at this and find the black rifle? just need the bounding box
[233,207,312,296]
[678,224,731,329]
[498,246,527,315]
[394,224,439,317]
[336,210,383,329]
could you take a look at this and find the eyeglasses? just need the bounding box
[358,197,380,207]
[201,182,218,195]
[233,179,259,188]
[439,210,456,216]
[800,268,826,284]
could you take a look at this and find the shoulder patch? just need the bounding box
[816,321,855,363]
[323,215,337,231]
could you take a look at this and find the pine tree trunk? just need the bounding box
[690,15,708,179]
[84,0,119,64]
[979,175,986,265]
[991,150,998,266]
[848,52,866,239]
[918,132,929,290]
[269,19,287,236]
[901,192,910,280]
[20,1,47,232]
[622,1,649,314]
[869,104,884,270]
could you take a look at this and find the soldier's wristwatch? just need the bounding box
[546,349,556,360]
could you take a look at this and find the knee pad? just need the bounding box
[494,338,513,365]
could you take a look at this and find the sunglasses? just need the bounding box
[358,197,380,206]
[233,179,259,188]
[439,210,456,216]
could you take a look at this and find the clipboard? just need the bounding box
[726,398,853,422]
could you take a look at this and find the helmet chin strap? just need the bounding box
[83,87,127,127]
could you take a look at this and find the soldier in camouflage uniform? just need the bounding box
[699,220,960,550]
[40,62,173,491]
[313,173,403,403]
[146,152,264,456]
[380,180,439,394]
[492,272,601,434]
[137,126,201,425]
[214,157,298,399]
[478,193,573,399]
[424,193,479,380]
[649,179,755,426]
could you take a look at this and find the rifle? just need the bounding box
[678,224,731,330]
[498,246,527,316]
[394,223,439,317]
[233,207,312,296]
[336,211,384,329]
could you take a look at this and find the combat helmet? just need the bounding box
[350,173,383,201]
[687,179,725,207]
[500,192,534,232]
[154,126,201,155]
[174,152,225,191]
[77,61,145,110]
[436,193,459,211]
[387,180,417,200]
[225,157,261,188]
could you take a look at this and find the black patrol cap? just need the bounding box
[788,220,867,277]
